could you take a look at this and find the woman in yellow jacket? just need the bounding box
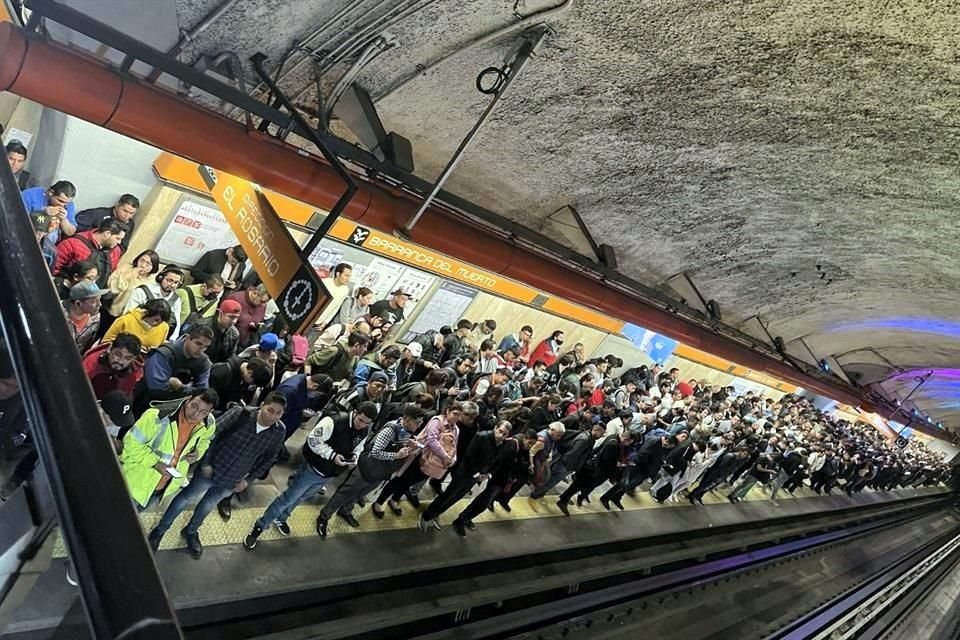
[120,389,218,511]
[101,298,172,353]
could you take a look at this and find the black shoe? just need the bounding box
[217,498,232,521]
[387,499,403,517]
[357,498,367,509]
[274,520,291,537]
[612,497,625,511]
[147,529,162,552]
[465,520,476,530]
[372,503,385,519]
[576,495,585,508]
[244,526,263,550]
[452,519,467,537]
[557,500,570,516]
[498,500,512,513]
[600,496,612,511]
[337,510,360,528]
[727,495,738,503]
[316,517,328,538]
[181,528,203,559]
[487,502,496,513]
[406,492,421,509]
[429,479,444,495]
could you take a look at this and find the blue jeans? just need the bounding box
[255,461,330,529]
[154,475,234,536]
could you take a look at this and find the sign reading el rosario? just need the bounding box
[197,165,330,334]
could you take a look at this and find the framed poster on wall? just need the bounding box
[392,268,436,314]
[360,257,406,300]
[154,197,239,267]
[402,280,477,343]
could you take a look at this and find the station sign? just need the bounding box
[198,165,329,334]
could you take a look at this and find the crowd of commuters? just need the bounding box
[0,142,951,565]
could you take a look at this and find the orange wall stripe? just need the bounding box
[155,153,800,393]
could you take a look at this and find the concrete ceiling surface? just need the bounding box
[168,0,960,425]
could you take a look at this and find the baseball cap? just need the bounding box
[219,299,242,314]
[100,391,135,428]
[390,288,412,297]
[69,281,111,300]
[259,333,280,351]
[591,415,603,425]
[405,342,423,358]
[369,371,389,384]
[30,212,53,233]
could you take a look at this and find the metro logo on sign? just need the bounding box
[198,165,330,334]
[348,226,370,246]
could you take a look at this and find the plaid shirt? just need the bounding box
[206,406,284,487]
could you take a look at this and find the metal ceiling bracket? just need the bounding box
[250,53,358,260]
[396,26,549,239]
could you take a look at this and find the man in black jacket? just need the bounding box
[298,404,428,544]
[244,401,378,545]
[530,423,602,499]
[208,356,272,409]
[419,421,512,531]
[688,447,750,505]
[557,429,636,514]
[191,245,247,291]
[75,194,140,252]
[600,433,679,510]
[529,394,562,429]
[148,392,286,557]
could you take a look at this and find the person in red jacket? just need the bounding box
[53,217,125,289]
[529,330,565,368]
[82,332,143,400]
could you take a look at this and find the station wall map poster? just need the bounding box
[307,237,377,286]
[402,280,477,343]
[392,268,436,317]
[360,257,407,300]
[155,198,239,267]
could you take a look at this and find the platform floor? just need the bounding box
[55,427,942,554]
[0,426,949,639]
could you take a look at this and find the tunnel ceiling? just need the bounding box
[164,0,960,425]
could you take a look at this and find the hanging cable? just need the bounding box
[476,66,507,95]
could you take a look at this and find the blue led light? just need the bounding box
[827,318,960,338]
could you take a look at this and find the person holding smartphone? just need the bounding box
[144,391,286,558]
[120,389,219,514]
[242,401,378,547]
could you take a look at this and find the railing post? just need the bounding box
[0,153,182,637]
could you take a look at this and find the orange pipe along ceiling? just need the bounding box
[0,22,870,409]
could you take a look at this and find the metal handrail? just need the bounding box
[0,159,182,637]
